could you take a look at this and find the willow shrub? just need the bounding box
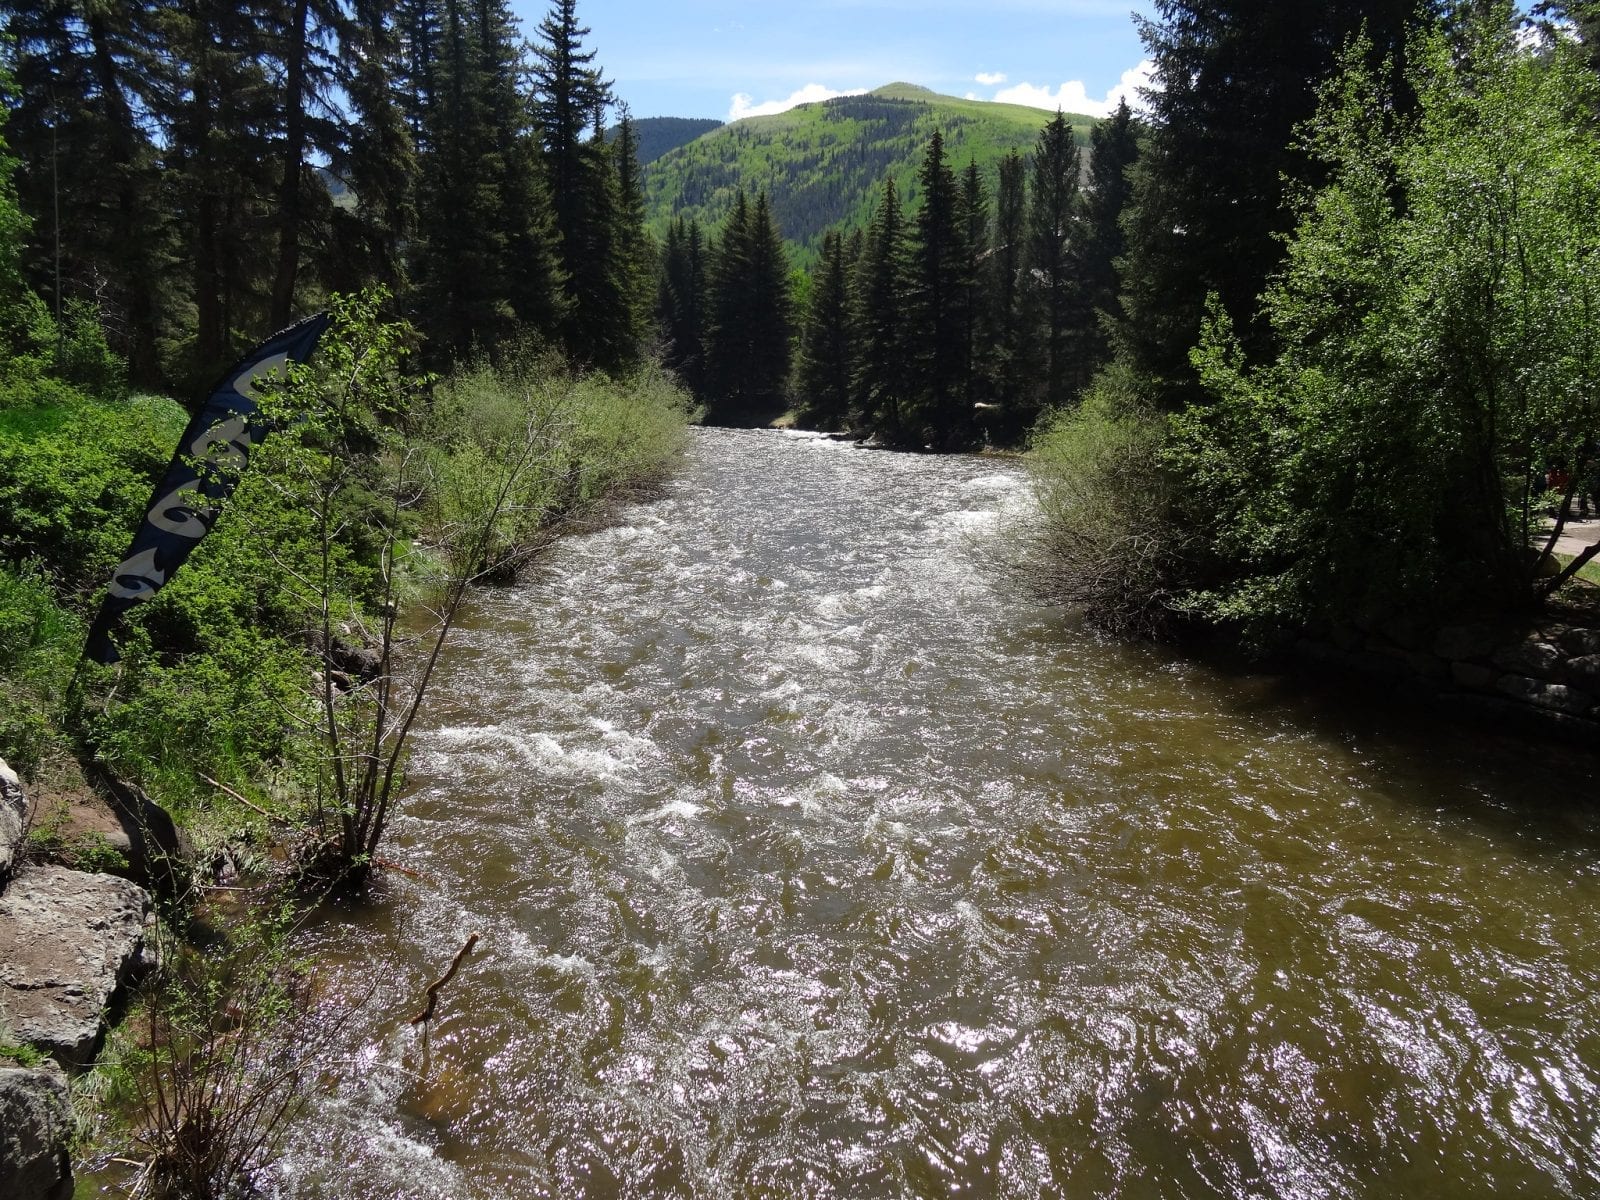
[1174,13,1600,633]
[428,352,693,577]
[1029,364,1191,636]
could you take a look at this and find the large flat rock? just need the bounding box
[0,865,151,1065]
[0,1065,73,1200]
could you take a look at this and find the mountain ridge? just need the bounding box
[641,84,1098,266]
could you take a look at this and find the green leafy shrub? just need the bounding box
[1029,365,1191,635]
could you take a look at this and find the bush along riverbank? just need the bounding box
[1026,14,1600,742]
[0,290,694,1197]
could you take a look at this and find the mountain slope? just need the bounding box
[608,116,724,165]
[641,84,1096,265]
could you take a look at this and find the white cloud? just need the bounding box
[728,83,865,121]
[975,71,1008,86]
[992,59,1155,118]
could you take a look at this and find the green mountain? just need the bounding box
[641,83,1096,266]
[607,116,724,165]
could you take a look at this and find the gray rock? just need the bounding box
[91,769,195,895]
[0,865,151,1065]
[1490,639,1564,678]
[1557,627,1600,657]
[1433,623,1497,662]
[1495,674,1594,716]
[1567,655,1600,689]
[0,1065,72,1200]
[0,757,24,882]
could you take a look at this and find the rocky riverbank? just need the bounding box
[0,756,158,1200]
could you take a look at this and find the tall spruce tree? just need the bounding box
[1026,112,1083,412]
[657,216,708,395]
[330,0,417,295]
[906,129,970,447]
[853,178,910,442]
[158,0,283,379]
[797,229,856,430]
[1071,97,1139,380]
[3,0,169,380]
[987,150,1030,425]
[1116,0,1428,401]
[705,189,793,421]
[957,160,990,413]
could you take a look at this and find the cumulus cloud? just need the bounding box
[729,83,865,121]
[975,71,1008,86]
[992,60,1155,118]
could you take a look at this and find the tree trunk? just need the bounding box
[270,0,310,329]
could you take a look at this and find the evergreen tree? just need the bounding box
[705,189,793,421]
[531,0,629,365]
[3,0,169,380]
[796,229,855,430]
[266,0,344,329]
[330,0,417,295]
[956,159,990,412]
[657,216,707,395]
[1071,98,1139,381]
[157,0,283,378]
[987,150,1030,425]
[906,129,970,446]
[852,178,910,442]
[1026,112,1082,412]
[1116,0,1428,400]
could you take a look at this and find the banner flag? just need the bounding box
[84,313,332,665]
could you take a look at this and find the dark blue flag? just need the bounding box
[84,313,332,665]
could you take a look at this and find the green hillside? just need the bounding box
[641,83,1096,266]
[607,116,724,165]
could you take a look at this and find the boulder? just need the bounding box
[0,757,24,882]
[0,865,151,1065]
[91,769,195,895]
[1557,627,1600,657]
[1567,655,1600,689]
[0,1065,72,1200]
[1450,661,1497,690]
[1490,639,1564,678]
[1495,674,1594,716]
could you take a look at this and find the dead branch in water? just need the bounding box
[410,933,480,1026]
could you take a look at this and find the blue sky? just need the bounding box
[507,0,1157,122]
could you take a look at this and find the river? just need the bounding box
[279,427,1600,1199]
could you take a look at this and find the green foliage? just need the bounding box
[0,565,81,778]
[705,189,794,422]
[642,85,1094,269]
[1172,13,1600,630]
[1029,365,1189,635]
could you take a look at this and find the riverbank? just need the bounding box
[0,320,694,1195]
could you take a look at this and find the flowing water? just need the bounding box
[280,428,1600,1199]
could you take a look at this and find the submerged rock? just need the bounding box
[0,865,152,1065]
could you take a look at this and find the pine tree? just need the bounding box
[906,129,970,446]
[1070,98,1139,378]
[956,160,990,412]
[852,178,910,442]
[987,150,1030,424]
[797,229,856,430]
[158,0,283,378]
[1116,0,1428,400]
[3,0,169,380]
[329,0,417,295]
[705,189,792,421]
[1026,112,1083,412]
[657,216,708,395]
[266,0,344,329]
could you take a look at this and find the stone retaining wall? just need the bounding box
[1293,615,1600,743]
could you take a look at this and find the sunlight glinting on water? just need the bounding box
[279,428,1600,1200]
